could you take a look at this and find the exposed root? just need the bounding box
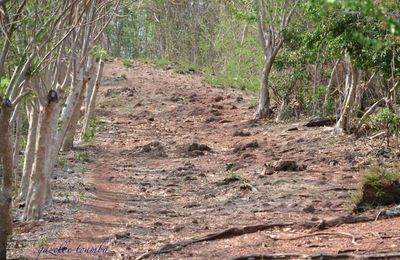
[231,252,400,260]
[268,231,359,245]
[136,211,400,260]
[135,222,293,260]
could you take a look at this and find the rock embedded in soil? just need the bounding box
[138,141,167,158]
[213,95,224,102]
[219,175,242,185]
[271,160,307,171]
[233,140,259,153]
[205,116,221,123]
[212,104,223,109]
[302,205,316,213]
[287,127,299,131]
[105,87,135,97]
[233,130,251,137]
[241,153,256,160]
[188,143,212,152]
[115,232,131,240]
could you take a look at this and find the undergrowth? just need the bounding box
[352,164,400,210]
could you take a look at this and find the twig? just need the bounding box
[368,131,385,140]
[375,209,385,221]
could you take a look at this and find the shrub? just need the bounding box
[353,164,400,211]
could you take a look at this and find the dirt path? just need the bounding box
[10,61,400,259]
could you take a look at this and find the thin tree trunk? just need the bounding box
[12,108,22,194]
[61,57,95,152]
[81,59,104,140]
[61,83,87,151]
[312,54,321,115]
[323,60,340,115]
[275,94,290,122]
[255,60,273,119]
[335,54,359,133]
[0,98,14,259]
[16,101,39,203]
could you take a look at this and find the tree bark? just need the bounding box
[16,101,39,203]
[0,98,14,259]
[23,92,59,220]
[335,53,359,133]
[275,94,290,122]
[253,0,299,120]
[81,59,104,141]
[12,107,22,194]
[323,60,340,115]
[61,81,88,151]
[255,60,273,119]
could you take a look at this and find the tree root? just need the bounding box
[135,212,400,260]
[313,214,379,230]
[231,252,400,260]
[135,222,293,260]
[268,231,358,245]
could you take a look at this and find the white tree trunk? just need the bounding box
[255,59,273,119]
[0,98,14,259]
[23,93,59,220]
[61,82,88,151]
[12,108,22,190]
[81,59,104,140]
[335,53,359,133]
[16,101,39,203]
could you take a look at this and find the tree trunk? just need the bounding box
[255,60,272,119]
[81,59,104,141]
[61,57,94,151]
[0,98,14,259]
[12,107,22,195]
[275,94,290,122]
[61,84,87,151]
[323,60,340,115]
[23,92,59,220]
[16,101,39,203]
[44,100,64,205]
[335,54,359,133]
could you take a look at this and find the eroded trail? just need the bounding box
[11,61,400,259]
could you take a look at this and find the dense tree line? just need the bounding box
[105,0,399,132]
[0,0,399,258]
[0,0,118,258]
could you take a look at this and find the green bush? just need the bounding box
[352,164,400,210]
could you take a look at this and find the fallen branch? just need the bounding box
[135,222,293,260]
[356,98,385,130]
[368,131,385,140]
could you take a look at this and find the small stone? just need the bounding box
[214,96,224,102]
[302,205,316,213]
[115,232,130,240]
[233,130,251,137]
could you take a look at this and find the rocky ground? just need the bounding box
[8,60,400,260]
